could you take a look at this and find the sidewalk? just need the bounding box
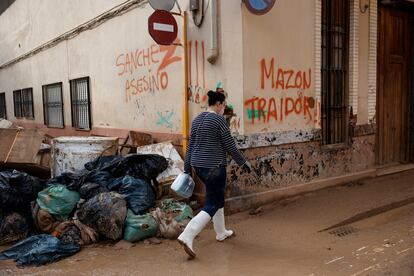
[2,169,414,275]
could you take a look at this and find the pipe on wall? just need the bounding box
[207,0,219,64]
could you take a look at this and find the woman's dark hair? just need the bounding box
[207,90,226,106]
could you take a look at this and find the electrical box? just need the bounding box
[190,0,199,11]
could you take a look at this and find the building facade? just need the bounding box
[0,0,413,210]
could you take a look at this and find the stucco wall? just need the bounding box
[227,133,375,197]
[242,0,317,134]
[0,0,245,135]
[0,0,126,65]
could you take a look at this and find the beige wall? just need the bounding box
[0,0,126,65]
[357,6,370,125]
[0,0,245,135]
[242,0,317,134]
[0,0,375,138]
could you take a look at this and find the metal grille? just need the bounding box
[321,0,349,145]
[329,226,358,237]
[70,77,91,130]
[0,93,6,119]
[43,83,64,128]
[13,90,22,118]
[21,88,34,119]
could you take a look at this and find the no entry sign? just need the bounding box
[148,10,178,46]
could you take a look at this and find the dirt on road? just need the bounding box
[1,170,414,276]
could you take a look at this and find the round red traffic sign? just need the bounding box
[148,10,178,46]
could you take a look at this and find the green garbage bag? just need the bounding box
[159,199,193,223]
[36,185,80,220]
[124,209,158,242]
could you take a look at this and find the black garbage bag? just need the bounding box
[0,213,29,245]
[0,170,45,212]
[77,192,127,240]
[106,177,124,191]
[110,154,168,181]
[0,234,80,267]
[82,170,113,187]
[47,171,88,191]
[79,182,109,200]
[84,155,124,171]
[84,154,168,182]
[59,225,82,246]
[118,176,155,215]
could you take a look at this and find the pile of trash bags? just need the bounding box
[0,154,193,267]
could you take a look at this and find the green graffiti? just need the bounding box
[247,109,267,119]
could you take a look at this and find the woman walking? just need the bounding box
[178,90,252,259]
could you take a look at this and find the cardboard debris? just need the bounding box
[0,128,47,164]
[136,141,184,184]
[0,128,51,178]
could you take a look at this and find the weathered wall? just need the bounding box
[227,132,375,197]
[242,0,318,134]
[0,0,245,136]
[0,0,126,65]
[0,0,379,198]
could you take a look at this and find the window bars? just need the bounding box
[70,77,91,130]
[321,0,350,145]
[13,88,34,119]
[43,83,64,128]
[0,93,6,119]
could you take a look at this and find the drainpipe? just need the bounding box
[207,0,219,64]
[182,11,190,156]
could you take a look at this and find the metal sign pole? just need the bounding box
[182,11,190,156]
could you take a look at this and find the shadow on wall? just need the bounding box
[0,0,15,16]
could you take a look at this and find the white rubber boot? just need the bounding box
[212,208,234,242]
[177,210,211,259]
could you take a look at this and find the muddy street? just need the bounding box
[1,169,413,276]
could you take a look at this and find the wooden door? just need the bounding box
[377,7,411,165]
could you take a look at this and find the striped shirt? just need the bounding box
[184,111,246,172]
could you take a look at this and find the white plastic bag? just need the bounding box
[170,173,195,198]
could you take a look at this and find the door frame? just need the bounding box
[376,3,414,165]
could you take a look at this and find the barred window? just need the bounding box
[13,88,34,119]
[43,83,64,128]
[13,90,22,118]
[70,77,91,130]
[22,88,34,119]
[321,0,350,145]
[0,93,6,119]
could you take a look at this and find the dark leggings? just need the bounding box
[194,166,227,217]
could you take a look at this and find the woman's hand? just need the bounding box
[242,161,253,174]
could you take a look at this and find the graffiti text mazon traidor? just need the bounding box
[245,57,319,125]
[115,43,181,102]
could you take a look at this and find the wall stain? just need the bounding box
[226,134,375,198]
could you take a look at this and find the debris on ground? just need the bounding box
[124,210,158,242]
[0,143,192,267]
[0,119,14,129]
[0,213,29,245]
[77,192,127,241]
[36,185,80,220]
[0,234,80,267]
[249,206,263,216]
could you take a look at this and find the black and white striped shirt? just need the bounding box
[184,111,246,172]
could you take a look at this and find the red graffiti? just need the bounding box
[244,96,320,125]
[188,40,208,107]
[115,42,181,102]
[116,45,160,76]
[260,58,312,91]
[158,42,182,73]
